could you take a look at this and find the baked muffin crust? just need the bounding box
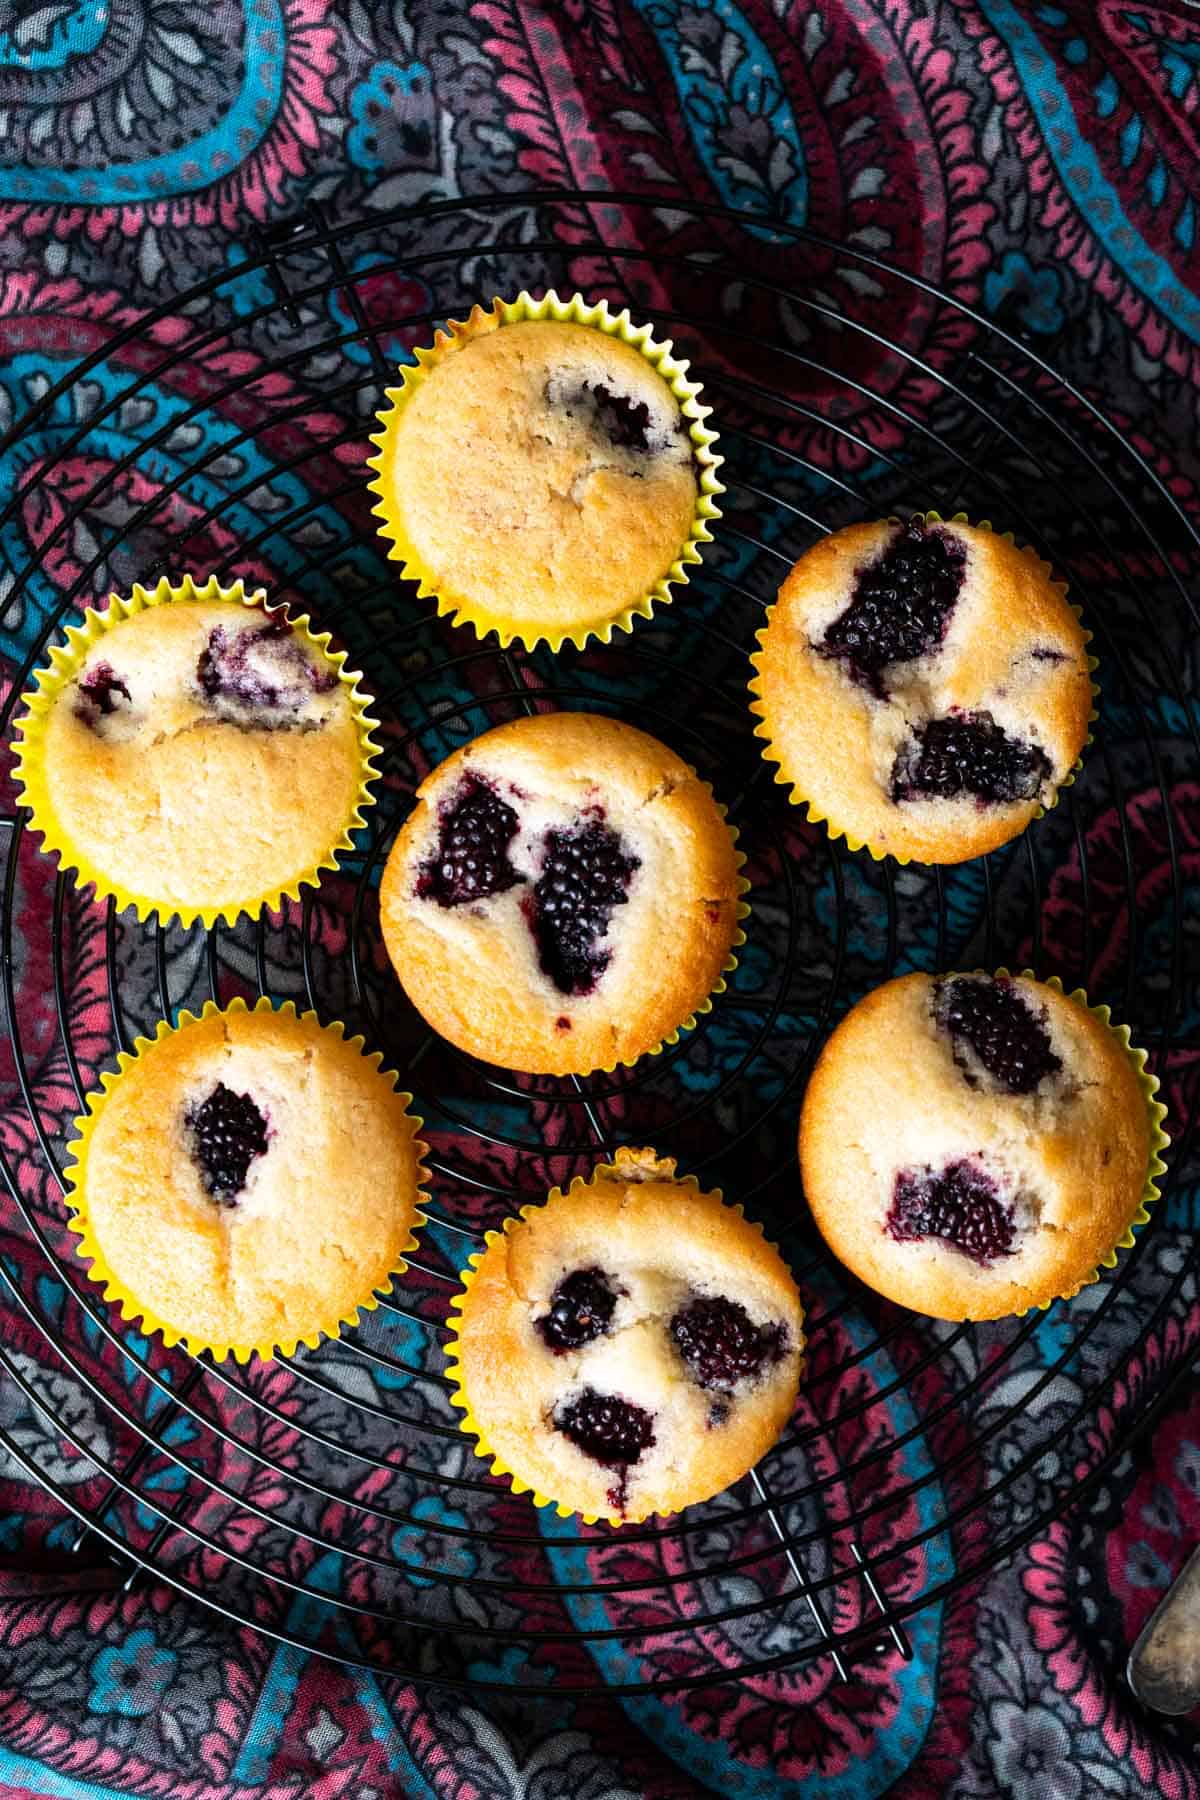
[36,599,362,916]
[75,1004,423,1356]
[380,712,743,1075]
[377,319,699,640]
[450,1148,804,1522]
[752,518,1093,863]
[799,972,1154,1320]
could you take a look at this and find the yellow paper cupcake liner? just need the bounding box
[443,1146,806,1528]
[748,511,1100,865]
[11,574,382,928]
[972,970,1170,1315]
[366,289,725,653]
[61,996,429,1364]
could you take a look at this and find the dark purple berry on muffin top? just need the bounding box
[536,1267,620,1353]
[935,976,1062,1094]
[197,617,336,716]
[670,1295,788,1392]
[886,1158,1016,1264]
[891,711,1051,806]
[416,773,524,908]
[530,819,640,995]
[585,382,654,454]
[555,1388,655,1468]
[820,518,966,696]
[75,662,132,730]
[548,376,659,455]
[186,1083,270,1204]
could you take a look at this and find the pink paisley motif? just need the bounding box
[0,271,358,485]
[474,0,995,475]
[1032,780,1200,998]
[1022,1309,1200,1796]
[966,6,1200,385]
[1027,1524,1199,1800]
[0,3,341,249]
[523,1314,938,1779]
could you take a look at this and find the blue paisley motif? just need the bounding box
[0,354,383,661]
[632,0,808,239]
[976,0,1200,341]
[0,1,288,206]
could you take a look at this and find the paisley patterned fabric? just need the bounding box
[0,2,1198,1796]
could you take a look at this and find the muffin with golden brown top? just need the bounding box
[379,712,744,1075]
[16,588,371,923]
[67,1002,424,1360]
[799,972,1161,1321]
[371,313,705,649]
[447,1148,804,1524]
[750,516,1093,864]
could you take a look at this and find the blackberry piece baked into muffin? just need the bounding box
[799,972,1161,1321]
[20,593,368,922]
[371,313,705,648]
[750,516,1093,863]
[379,712,744,1075]
[67,1003,424,1359]
[447,1147,804,1523]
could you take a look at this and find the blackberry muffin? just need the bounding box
[750,516,1094,863]
[15,583,373,924]
[447,1147,804,1523]
[66,1001,425,1359]
[379,712,744,1075]
[369,300,720,650]
[799,971,1164,1321]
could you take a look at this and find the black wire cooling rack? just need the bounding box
[1,192,1198,1695]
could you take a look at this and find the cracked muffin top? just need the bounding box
[375,319,699,641]
[799,971,1155,1320]
[72,1003,424,1358]
[751,516,1093,864]
[448,1147,804,1524]
[379,711,743,1076]
[34,597,362,917]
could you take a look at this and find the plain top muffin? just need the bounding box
[35,600,362,914]
[76,1005,423,1355]
[379,319,698,633]
[799,972,1154,1321]
[752,517,1093,863]
[380,712,742,1076]
[451,1147,804,1522]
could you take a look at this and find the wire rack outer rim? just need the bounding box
[0,187,1195,1696]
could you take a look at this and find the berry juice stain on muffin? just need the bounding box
[197,614,338,719]
[553,1387,657,1513]
[75,662,133,731]
[800,972,1160,1320]
[542,368,687,461]
[381,713,743,1075]
[448,1148,804,1523]
[752,517,1093,863]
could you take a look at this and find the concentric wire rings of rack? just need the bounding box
[0,191,1197,1694]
